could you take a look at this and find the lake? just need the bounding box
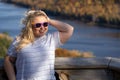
[0,2,120,58]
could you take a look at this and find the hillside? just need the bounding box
[2,0,120,29]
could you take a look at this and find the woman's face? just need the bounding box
[32,16,48,38]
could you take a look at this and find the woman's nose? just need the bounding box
[40,26,45,30]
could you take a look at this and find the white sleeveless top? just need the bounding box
[7,32,62,80]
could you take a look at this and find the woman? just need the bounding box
[4,10,74,80]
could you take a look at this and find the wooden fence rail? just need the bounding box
[0,57,120,80]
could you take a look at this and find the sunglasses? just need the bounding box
[32,22,48,28]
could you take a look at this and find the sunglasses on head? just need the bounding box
[32,22,48,28]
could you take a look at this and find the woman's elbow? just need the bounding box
[69,25,74,35]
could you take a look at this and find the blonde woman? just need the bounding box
[4,10,74,80]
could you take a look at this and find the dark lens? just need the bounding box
[35,23,41,28]
[43,22,48,27]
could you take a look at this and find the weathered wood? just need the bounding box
[109,57,120,72]
[0,57,120,80]
[1,57,120,70]
[55,57,120,80]
[55,57,110,70]
[56,70,112,80]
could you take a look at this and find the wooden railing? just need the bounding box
[0,57,120,80]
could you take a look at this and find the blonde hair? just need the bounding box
[16,10,49,51]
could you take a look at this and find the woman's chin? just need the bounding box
[36,34,45,38]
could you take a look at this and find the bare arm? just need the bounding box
[4,55,16,80]
[49,19,74,44]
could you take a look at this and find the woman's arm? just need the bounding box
[4,55,16,80]
[49,19,74,44]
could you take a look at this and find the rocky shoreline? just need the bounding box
[1,0,120,29]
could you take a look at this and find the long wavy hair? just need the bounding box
[16,10,49,51]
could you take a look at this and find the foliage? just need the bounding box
[55,48,94,57]
[0,33,12,58]
[3,0,120,28]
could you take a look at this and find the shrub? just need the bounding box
[0,33,12,58]
[55,48,94,57]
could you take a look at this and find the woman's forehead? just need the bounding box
[33,16,47,22]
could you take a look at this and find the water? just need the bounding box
[0,2,120,58]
